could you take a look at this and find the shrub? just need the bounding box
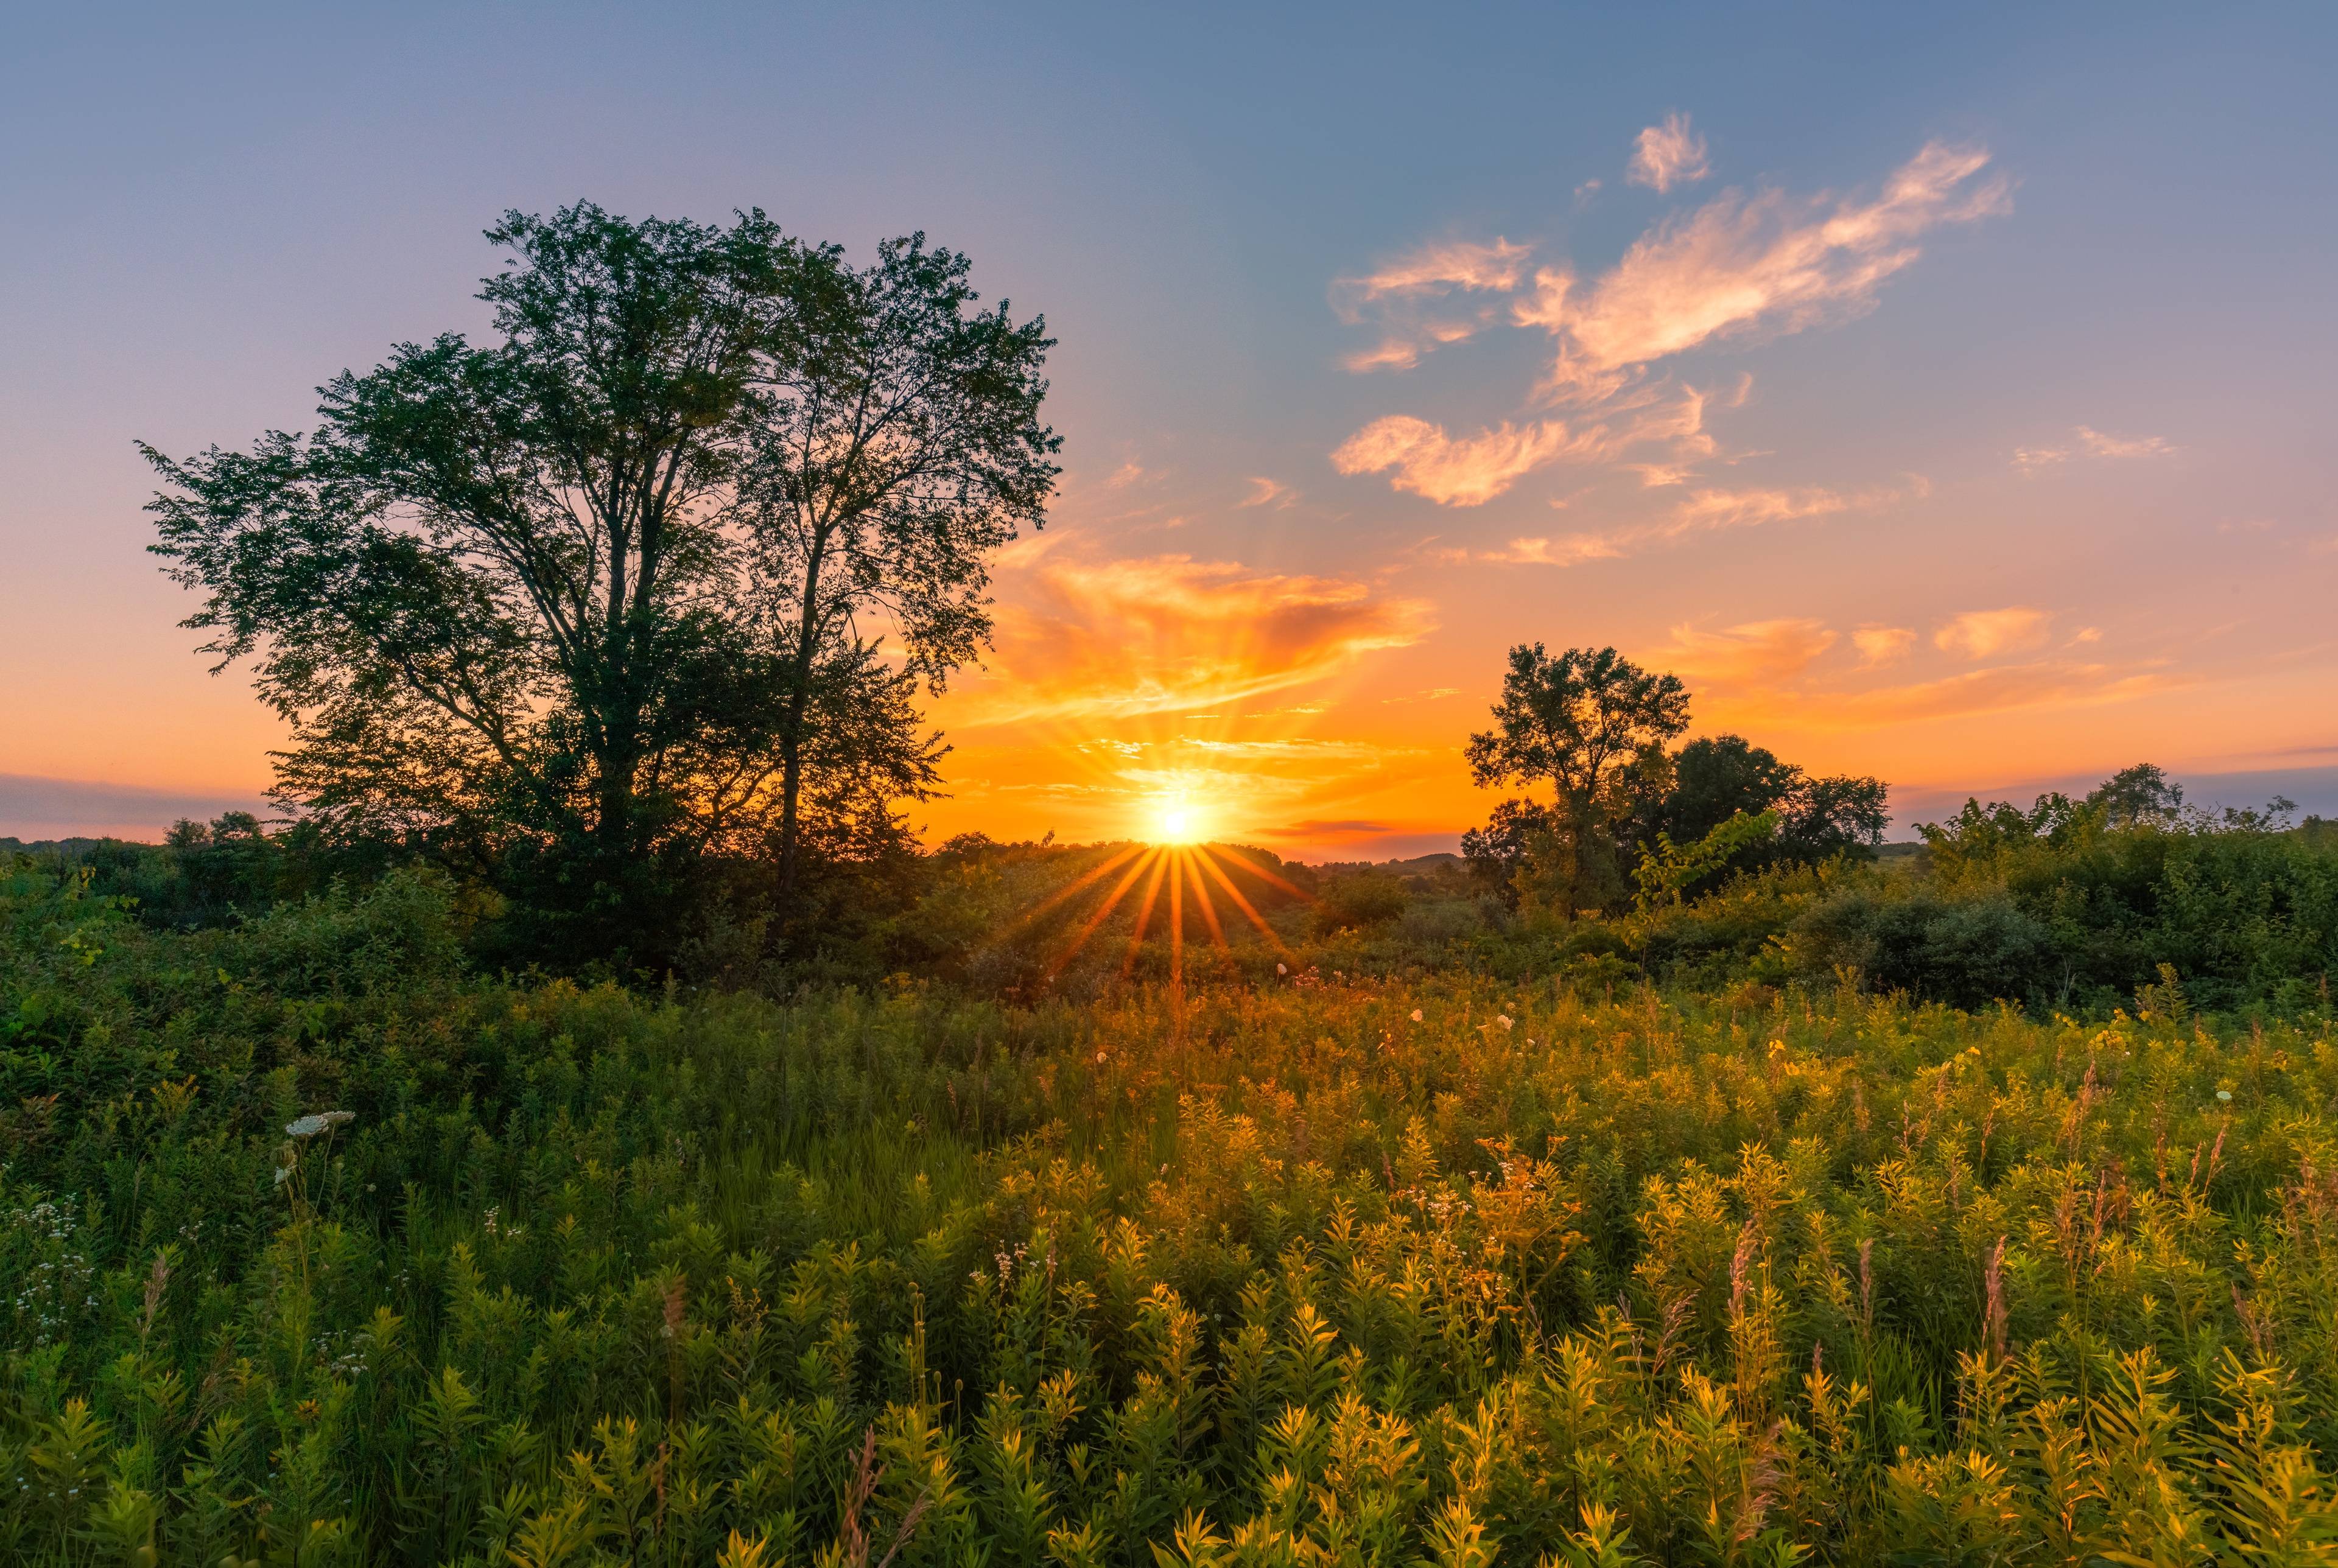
[1310,870,1411,934]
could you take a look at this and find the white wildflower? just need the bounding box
[1410,1009,1423,1023]
[286,1110,356,1139]
[1496,1015,1514,1031]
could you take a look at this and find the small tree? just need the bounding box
[1645,734,1888,877]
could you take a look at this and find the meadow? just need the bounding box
[6,857,2337,1566]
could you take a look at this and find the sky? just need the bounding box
[4,2,2336,855]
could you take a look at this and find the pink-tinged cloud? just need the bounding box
[1520,141,2009,391]
[1627,113,1711,193]
[1815,663,2180,726]
[1330,415,1594,506]
[1333,237,1532,306]
[966,555,1435,724]
[2016,425,2176,471]
[1496,482,1866,565]
[1332,237,1534,372]
[1853,625,1917,667]
[1934,606,2052,660]
[2077,426,2176,458]
[1238,476,1299,509]
[1654,617,1839,685]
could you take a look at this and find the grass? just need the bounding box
[5,866,2338,1564]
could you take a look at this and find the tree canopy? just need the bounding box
[1462,646,1889,911]
[145,202,1058,960]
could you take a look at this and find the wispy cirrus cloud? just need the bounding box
[1934,607,2052,660]
[1332,236,1532,372]
[1329,416,1599,506]
[1490,481,1876,565]
[964,555,1434,724]
[2015,426,2178,472]
[1627,113,1710,193]
[1237,476,1299,509]
[1629,614,2180,730]
[1330,138,2006,506]
[1519,141,2009,395]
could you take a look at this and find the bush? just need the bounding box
[1310,870,1411,934]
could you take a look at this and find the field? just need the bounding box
[6,866,2338,1566]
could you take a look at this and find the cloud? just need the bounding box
[2077,427,2175,458]
[1853,625,1917,667]
[1332,237,1532,371]
[1330,415,1595,506]
[2016,425,2177,472]
[1654,618,1839,685]
[1627,113,1711,193]
[1818,662,2177,726]
[1334,237,1532,306]
[966,555,1434,724]
[1520,141,2009,394]
[1238,476,1299,510]
[1494,483,1869,566]
[1934,607,2052,660]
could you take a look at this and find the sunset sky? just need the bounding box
[5,4,2336,854]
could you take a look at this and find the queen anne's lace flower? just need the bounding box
[286,1110,356,1139]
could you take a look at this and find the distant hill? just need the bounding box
[1305,851,1465,877]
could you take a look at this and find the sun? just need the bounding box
[1148,794,1210,844]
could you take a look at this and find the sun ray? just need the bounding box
[1120,850,1168,976]
[1015,843,1146,928]
[1170,844,1185,991]
[1049,847,1160,977]
[1185,850,1227,947]
[1193,844,1293,955]
[1210,847,1314,902]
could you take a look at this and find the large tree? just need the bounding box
[1465,645,1690,823]
[145,203,1056,944]
[1462,645,1689,909]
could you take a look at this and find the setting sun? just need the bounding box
[1149,794,1209,844]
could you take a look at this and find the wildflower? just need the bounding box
[286,1110,356,1139]
[2217,1090,2233,1102]
[1411,1009,1424,1022]
[1277,963,1288,975]
[1496,1015,1514,1031]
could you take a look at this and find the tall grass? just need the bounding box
[5,865,2337,1563]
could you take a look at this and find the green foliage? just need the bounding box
[143,203,1058,970]
[9,859,2338,1563]
[1461,650,1884,917]
[1310,872,1411,936]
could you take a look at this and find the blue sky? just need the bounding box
[5,3,2335,849]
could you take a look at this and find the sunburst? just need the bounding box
[1034,836,1308,992]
